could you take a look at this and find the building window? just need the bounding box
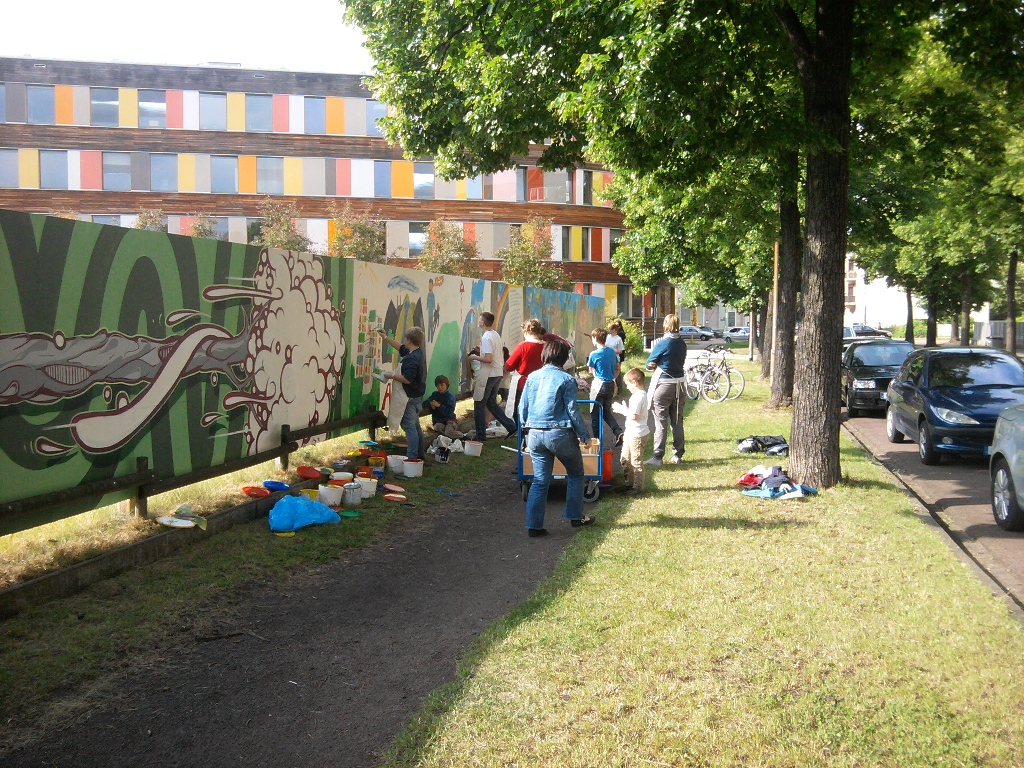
[561,226,571,261]
[616,285,630,317]
[466,175,483,200]
[211,217,229,241]
[373,160,391,197]
[581,283,593,296]
[610,229,625,259]
[92,215,121,226]
[245,94,272,132]
[0,84,6,122]
[246,217,263,244]
[581,227,590,262]
[0,148,18,187]
[516,167,527,202]
[304,96,326,134]
[39,150,68,189]
[90,87,119,127]
[211,155,238,193]
[409,222,428,257]
[138,90,166,128]
[27,85,55,124]
[582,170,593,205]
[366,100,387,137]
[414,162,434,199]
[199,92,227,131]
[102,152,132,191]
[151,153,178,192]
[256,156,283,195]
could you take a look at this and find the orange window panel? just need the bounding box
[238,156,257,193]
[326,97,345,134]
[391,161,414,198]
[463,223,476,243]
[55,86,74,124]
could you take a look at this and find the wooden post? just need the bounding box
[134,456,149,518]
[277,424,291,471]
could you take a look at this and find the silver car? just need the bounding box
[723,326,750,343]
[989,403,1024,531]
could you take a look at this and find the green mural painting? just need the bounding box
[0,210,604,533]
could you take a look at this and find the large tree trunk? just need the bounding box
[760,291,772,378]
[905,289,915,344]
[776,0,854,489]
[950,315,959,343]
[960,278,972,346]
[926,293,938,347]
[1008,250,1018,354]
[769,151,801,408]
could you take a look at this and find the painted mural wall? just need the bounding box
[0,210,604,532]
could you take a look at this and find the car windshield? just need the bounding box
[850,343,914,367]
[927,354,1024,388]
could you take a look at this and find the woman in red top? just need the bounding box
[505,318,546,421]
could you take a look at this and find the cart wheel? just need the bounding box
[583,481,600,503]
[521,481,531,502]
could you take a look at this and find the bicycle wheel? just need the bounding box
[700,369,730,403]
[684,368,701,400]
[725,367,745,399]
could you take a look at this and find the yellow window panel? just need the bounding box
[227,92,246,131]
[118,88,138,127]
[19,149,39,188]
[284,157,304,195]
[455,178,467,200]
[391,161,414,198]
[178,154,195,192]
[239,156,257,193]
[571,227,583,261]
[326,97,345,134]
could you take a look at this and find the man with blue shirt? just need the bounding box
[645,314,687,465]
[587,328,623,446]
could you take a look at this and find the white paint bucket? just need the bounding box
[386,454,406,473]
[403,458,424,477]
[318,484,343,506]
[331,471,354,483]
[464,440,483,457]
[357,477,378,498]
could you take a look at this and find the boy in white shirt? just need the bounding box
[612,367,651,494]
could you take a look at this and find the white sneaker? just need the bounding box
[667,455,681,464]
[644,457,662,466]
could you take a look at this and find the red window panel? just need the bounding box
[80,151,103,190]
[335,159,351,196]
[165,90,183,129]
[272,94,289,132]
[526,167,544,202]
[463,222,476,243]
[590,227,603,261]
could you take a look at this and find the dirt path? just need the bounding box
[6,462,582,768]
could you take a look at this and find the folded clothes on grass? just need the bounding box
[736,435,789,454]
[742,483,818,499]
[736,465,818,499]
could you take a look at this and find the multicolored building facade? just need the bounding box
[0,57,666,321]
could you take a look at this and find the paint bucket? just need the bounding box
[331,471,354,483]
[372,468,385,480]
[356,467,374,479]
[368,456,385,469]
[463,440,483,458]
[403,458,424,477]
[341,482,362,507]
[357,476,378,498]
[386,454,406,473]
[300,488,318,500]
[318,484,343,506]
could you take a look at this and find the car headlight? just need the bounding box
[851,379,875,389]
[934,407,980,425]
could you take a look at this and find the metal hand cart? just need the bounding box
[517,398,603,503]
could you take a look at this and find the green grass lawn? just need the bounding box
[384,363,1024,767]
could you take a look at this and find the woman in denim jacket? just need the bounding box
[519,339,595,537]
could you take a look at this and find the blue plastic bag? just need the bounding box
[268,494,341,532]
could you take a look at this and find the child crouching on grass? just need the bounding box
[612,367,650,494]
[424,375,462,439]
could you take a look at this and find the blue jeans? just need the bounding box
[525,428,584,529]
[475,376,517,440]
[401,396,424,460]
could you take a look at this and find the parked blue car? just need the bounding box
[885,348,1024,465]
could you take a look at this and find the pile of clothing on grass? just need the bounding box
[736,464,817,500]
[735,434,789,456]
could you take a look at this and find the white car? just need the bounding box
[990,403,1024,531]
[723,326,750,343]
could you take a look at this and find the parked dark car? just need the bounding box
[699,325,720,339]
[841,339,915,417]
[852,323,893,338]
[886,348,1024,465]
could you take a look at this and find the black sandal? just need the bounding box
[570,516,596,527]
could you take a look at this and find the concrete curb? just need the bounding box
[842,424,1024,625]
[0,479,320,620]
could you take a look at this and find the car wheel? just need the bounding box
[992,459,1024,531]
[885,407,904,443]
[700,334,710,341]
[724,336,732,343]
[918,419,940,465]
[846,388,860,418]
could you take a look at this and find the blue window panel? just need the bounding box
[366,100,387,138]
[373,160,391,198]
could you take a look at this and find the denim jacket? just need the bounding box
[519,364,591,440]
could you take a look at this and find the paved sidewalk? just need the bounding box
[843,413,1024,610]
